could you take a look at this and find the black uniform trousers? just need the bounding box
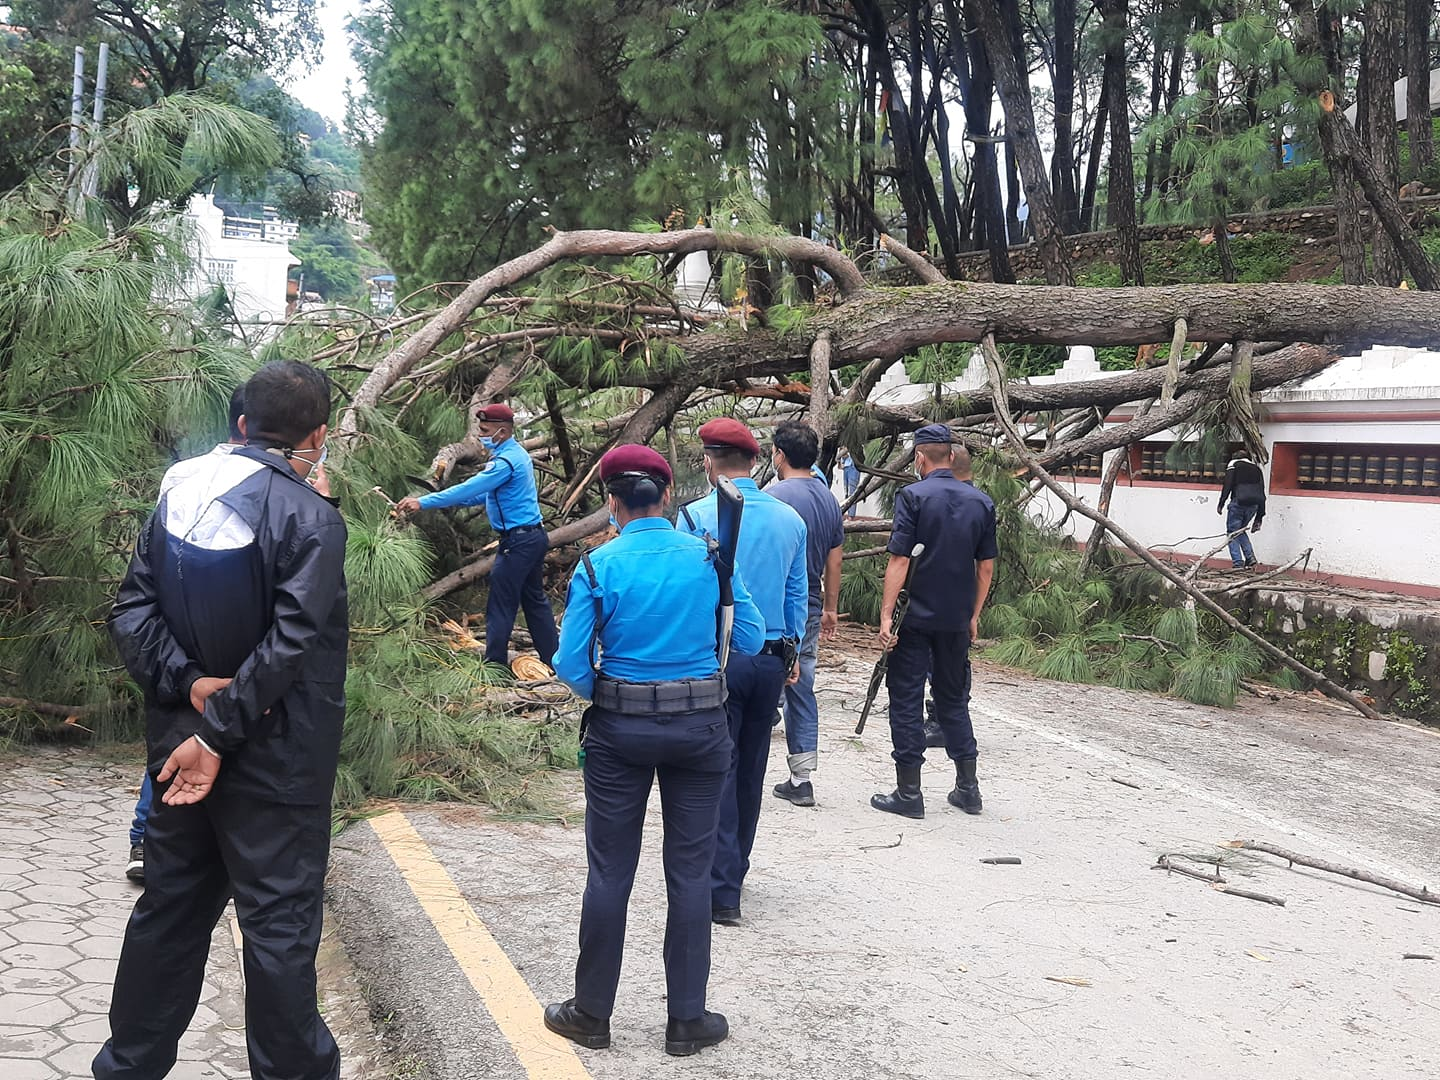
[711,652,789,911]
[93,778,338,1080]
[886,626,978,767]
[485,525,560,667]
[575,704,731,1022]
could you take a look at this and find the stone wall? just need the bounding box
[1231,589,1439,724]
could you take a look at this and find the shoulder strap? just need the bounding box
[581,553,606,674]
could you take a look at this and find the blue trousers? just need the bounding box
[574,705,731,1021]
[782,607,822,767]
[1226,502,1258,567]
[94,783,338,1080]
[886,627,977,768]
[712,652,788,910]
[129,772,153,846]
[485,526,559,666]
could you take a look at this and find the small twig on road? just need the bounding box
[1402,953,1435,960]
[1111,777,1142,790]
[1217,885,1288,907]
[1155,853,1225,884]
[1226,839,1437,905]
[980,856,1023,864]
[860,833,904,851]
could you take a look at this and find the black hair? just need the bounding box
[243,361,332,447]
[773,421,819,470]
[227,386,246,442]
[606,472,668,510]
[704,446,756,470]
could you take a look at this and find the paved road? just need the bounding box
[0,751,385,1080]
[328,649,1440,1080]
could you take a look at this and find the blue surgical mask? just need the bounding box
[480,436,496,450]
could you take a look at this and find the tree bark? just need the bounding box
[971,0,1076,284]
[951,0,1014,281]
[1406,0,1434,172]
[1317,91,1440,289]
[1362,0,1406,284]
[1100,0,1144,284]
[1051,0,1081,232]
[1080,96,1108,232]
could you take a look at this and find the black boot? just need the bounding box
[947,758,982,815]
[870,764,924,819]
[543,999,611,1049]
[923,719,945,748]
[666,1011,729,1056]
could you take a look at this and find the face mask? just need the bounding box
[480,436,495,450]
[291,443,328,467]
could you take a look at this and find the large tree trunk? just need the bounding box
[1051,0,1081,233]
[950,0,1014,282]
[1405,0,1434,172]
[1100,0,1144,284]
[1361,0,1405,284]
[1295,2,1385,284]
[971,0,1075,284]
[1080,97,1108,232]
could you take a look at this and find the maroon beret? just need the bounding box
[698,416,760,457]
[599,443,673,485]
[475,403,515,422]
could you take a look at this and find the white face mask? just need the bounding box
[291,443,328,467]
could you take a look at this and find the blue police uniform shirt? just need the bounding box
[680,477,808,641]
[888,470,998,631]
[554,518,765,701]
[416,437,542,529]
[769,476,844,610]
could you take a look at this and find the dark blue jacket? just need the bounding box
[110,446,349,805]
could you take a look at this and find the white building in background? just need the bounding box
[869,345,1440,596]
[181,194,299,324]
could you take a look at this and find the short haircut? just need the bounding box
[952,444,973,478]
[606,473,667,511]
[917,441,954,465]
[227,386,246,442]
[243,361,332,447]
[705,446,755,470]
[773,421,819,470]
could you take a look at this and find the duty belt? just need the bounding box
[592,675,727,714]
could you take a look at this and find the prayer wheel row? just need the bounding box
[1139,448,1223,479]
[1297,452,1440,489]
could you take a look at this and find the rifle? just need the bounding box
[855,542,925,735]
[713,477,744,667]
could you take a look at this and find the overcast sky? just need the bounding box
[283,0,365,127]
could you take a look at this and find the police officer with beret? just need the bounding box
[545,444,764,1057]
[397,402,559,667]
[871,424,997,819]
[679,417,807,925]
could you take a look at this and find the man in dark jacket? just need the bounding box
[95,360,349,1080]
[1217,452,1266,569]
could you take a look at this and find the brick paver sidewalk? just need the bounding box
[0,748,378,1080]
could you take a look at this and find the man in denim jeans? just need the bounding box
[1217,452,1267,569]
[766,423,844,807]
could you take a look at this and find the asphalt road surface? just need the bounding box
[329,644,1440,1080]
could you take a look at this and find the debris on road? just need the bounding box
[1045,976,1092,988]
[1226,838,1437,905]
[980,856,1022,864]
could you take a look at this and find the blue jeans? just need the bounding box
[1225,503,1257,567]
[130,772,153,846]
[782,607,822,777]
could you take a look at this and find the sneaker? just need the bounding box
[125,843,144,883]
[772,779,815,807]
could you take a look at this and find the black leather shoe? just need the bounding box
[948,758,982,815]
[923,720,945,748]
[711,906,741,926]
[772,779,815,806]
[543,999,610,1049]
[666,1010,729,1056]
[871,764,924,819]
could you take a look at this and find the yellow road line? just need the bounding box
[370,810,594,1080]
